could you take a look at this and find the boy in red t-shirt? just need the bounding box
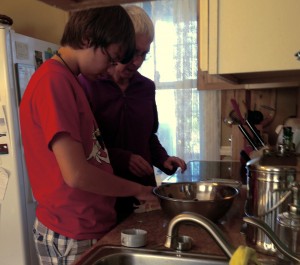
[20,6,159,265]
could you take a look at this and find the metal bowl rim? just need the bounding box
[152,181,239,202]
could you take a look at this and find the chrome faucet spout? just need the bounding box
[164,212,235,259]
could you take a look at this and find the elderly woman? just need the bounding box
[79,5,186,223]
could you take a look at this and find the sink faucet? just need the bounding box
[244,216,300,264]
[164,212,235,259]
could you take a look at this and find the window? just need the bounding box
[125,0,221,171]
[137,0,200,163]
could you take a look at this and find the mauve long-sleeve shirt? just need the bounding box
[79,72,176,187]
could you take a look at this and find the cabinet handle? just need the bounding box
[295,51,300,60]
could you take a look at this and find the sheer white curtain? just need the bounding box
[134,0,221,162]
[198,90,221,160]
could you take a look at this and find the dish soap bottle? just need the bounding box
[282,126,295,153]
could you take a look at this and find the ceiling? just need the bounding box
[38,0,152,11]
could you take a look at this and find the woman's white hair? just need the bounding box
[124,5,154,42]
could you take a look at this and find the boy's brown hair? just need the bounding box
[61,6,135,64]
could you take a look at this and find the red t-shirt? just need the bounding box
[20,59,116,240]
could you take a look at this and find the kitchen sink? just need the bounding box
[76,246,228,265]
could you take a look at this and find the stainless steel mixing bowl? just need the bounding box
[153,182,239,221]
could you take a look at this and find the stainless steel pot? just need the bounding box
[245,149,300,255]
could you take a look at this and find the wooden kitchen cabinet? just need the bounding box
[38,0,155,11]
[198,0,300,87]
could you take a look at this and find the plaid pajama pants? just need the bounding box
[33,218,98,265]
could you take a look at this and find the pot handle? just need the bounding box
[244,198,251,217]
[245,190,292,218]
[243,216,300,263]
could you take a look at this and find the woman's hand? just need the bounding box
[128,154,154,177]
[163,156,187,173]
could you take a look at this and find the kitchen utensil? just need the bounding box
[153,182,239,221]
[229,110,242,125]
[240,150,251,163]
[238,124,259,150]
[121,229,147,248]
[237,119,266,151]
[247,110,264,125]
[231,98,245,124]
[223,116,234,126]
[245,148,300,255]
[245,120,265,148]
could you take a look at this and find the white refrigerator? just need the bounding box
[0,23,59,265]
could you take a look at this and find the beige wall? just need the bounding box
[2,0,67,44]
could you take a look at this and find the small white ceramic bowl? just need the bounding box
[121,228,147,248]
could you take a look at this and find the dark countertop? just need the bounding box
[73,160,276,264]
[74,186,256,264]
[97,187,247,254]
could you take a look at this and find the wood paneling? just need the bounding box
[221,88,298,159]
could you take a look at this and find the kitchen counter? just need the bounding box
[97,187,246,254]
[73,160,277,264]
[74,186,275,264]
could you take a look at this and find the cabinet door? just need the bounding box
[198,0,244,89]
[202,0,300,75]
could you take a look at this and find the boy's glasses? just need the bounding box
[102,48,119,66]
[134,50,150,61]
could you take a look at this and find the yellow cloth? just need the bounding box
[229,245,261,265]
